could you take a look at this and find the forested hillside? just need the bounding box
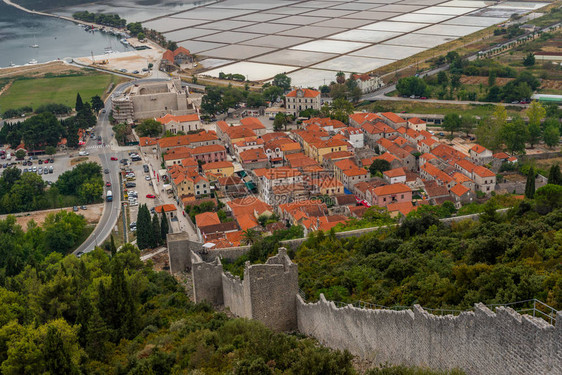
[0,242,365,374]
[296,185,562,311]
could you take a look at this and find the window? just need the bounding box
[401,194,404,199]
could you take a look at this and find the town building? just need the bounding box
[112,79,197,122]
[155,113,201,134]
[285,88,321,117]
[350,74,383,93]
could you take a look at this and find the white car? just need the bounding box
[145,175,151,181]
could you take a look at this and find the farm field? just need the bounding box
[0,71,122,111]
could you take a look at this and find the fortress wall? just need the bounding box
[296,295,562,375]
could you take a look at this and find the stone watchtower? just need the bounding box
[191,247,299,332]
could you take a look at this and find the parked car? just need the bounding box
[146,194,155,198]
[106,181,111,187]
[104,169,109,174]
[125,182,136,188]
[81,206,87,210]
[38,160,43,165]
[145,175,151,181]
[49,166,53,174]
[73,206,79,212]
[110,156,118,161]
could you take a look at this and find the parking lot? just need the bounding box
[119,152,161,235]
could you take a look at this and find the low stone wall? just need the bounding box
[297,295,562,375]
[191,251,223,305]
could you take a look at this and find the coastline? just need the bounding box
[2,0,94,26]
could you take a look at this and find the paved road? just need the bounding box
[73,100,122,254]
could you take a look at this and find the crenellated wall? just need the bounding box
[296,295,562,375]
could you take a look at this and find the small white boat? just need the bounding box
[27,59,38,65]
[30,44,39,48]
[9,62,16,67]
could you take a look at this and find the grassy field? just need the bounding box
[0,72,122,111]
[361,100,525,118]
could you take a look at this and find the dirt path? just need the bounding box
[0,204,104,230]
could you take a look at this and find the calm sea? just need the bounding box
[0,1,134,68]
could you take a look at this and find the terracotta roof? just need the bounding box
[450,184,470,197]
[216,121,230,133]
[156,113,200,124]
[343,168,368,177]
[286,88,320,98]
[195,212,221,228]
[303,117,346,129]
[162,50,174,62]
[261,132,289,143]
[218,176,243,186]
[225,231,244,247]
[240,117,266,130]
[139,137,158,146]
[173,46,191,56]
[323,150,354,161]
[349,112,382,125]
[334,158,359,171]
[228,127,256,139]
[424,180,449,198]
[314,177,343,189]
[373,152,399,164]
[420,153,437,162]
[470,144,488,154]
[190,144,226,155]
[473,165,495,178]
[408,117,425,124]
[493,152,510,159]
[157,131,218,149]
[228,197,272,218]
[381,112,406,124]
[421,162,453,184]
[236,214,259,231]
[349,205,368,217]
[373,183,411,196]
[154,204,177,213]
[383,167,406,178]
[202,161,233,170]
[239,148,268,162]
[387,201,415,216]
[452,172,472,184]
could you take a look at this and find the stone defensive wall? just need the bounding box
[188,248,562,374]
[297,295,562,375]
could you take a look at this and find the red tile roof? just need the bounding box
[154,204,177,213]
[381,112,406,124]
[195,212,221,228]
[286,88,320,98]
[373,183,411,196]
[450,184,470,197]
[387,201,415,216]
[383,167,406,178]
[470,144,488,154]
[156,113,200,124]
[408,117,425,124]
[173,47,190,56]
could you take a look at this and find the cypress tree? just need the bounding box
[525,167,535,199]
[136,204,151,249]
[110,235,117,257]
[160,209,169,243]
[151,213,161,247]
[43,326,76,375]
[548,164,562,185]
[75,93,84,112]
[76,294,92,347]
[86,307,109,361]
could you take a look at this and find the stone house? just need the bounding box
[469,144,493,165]
[366,183,412,208]
[285,88,321,117]
[156,113,201,134]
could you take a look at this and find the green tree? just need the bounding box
[85,307,109,361]
[43,325,76,375]
[501,117,528,154]
[262,85,283,103]
[460,115,476,136]
[136,119,162,137]
[112,123,128,145]
[242,229,260,245]
[437,71,448,86]
[526,101,546,148]
[476,106,507,151]
[151,212,161,247]
[44,145,56,155]
[136,204,152,250]
[160,210,169,244]
[110,235,117,257]
[547,164,562,185]
[90,95,105,112]
[323,97,354,124]
[201,87,222,115]
[396,76,427,97]
[75,93,84,112]
[272,73,291,91]
[15,150,26,160]
[543,123,560,148]
[369,159,391,175]
[525,167,535,199]
[273,112,288,131]
[442,113,461,137]
[336,71,346,84]
[523,52,535,66]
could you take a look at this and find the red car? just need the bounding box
[146,194,155,198]
[106,182,111,187]
[110,156,118,161]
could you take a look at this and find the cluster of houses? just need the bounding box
[142,86,509,248]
